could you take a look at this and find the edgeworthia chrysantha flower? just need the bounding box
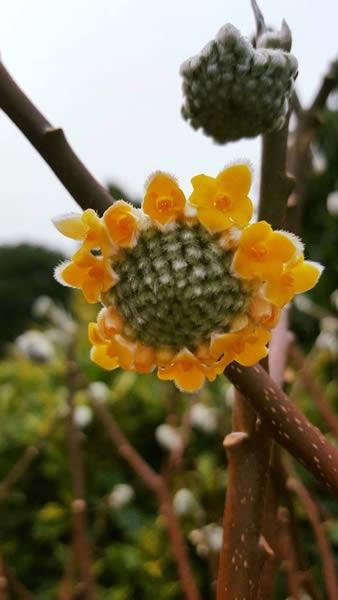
[54,164,322,393]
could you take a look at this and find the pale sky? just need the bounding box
[0,0,337,256]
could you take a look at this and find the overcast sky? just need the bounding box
[1,0,337,255]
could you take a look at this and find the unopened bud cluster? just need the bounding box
[180,24,298,143]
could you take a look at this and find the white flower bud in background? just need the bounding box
[225,385,236,408]
[155,424,182,451]
[316,317,338,354]
[108,484,134,510]
[190,403,218,433]
[173,488,199,516]
[16,330,55,363]
[87,381,110,404]
[203,523,223,553]
[74,405,93,428]
[188,523,223,556]
[327,191,338,217]
[33,295,75,337]
[312,151,327,173]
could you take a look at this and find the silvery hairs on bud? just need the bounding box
[180,22,298,144]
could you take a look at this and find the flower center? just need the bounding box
[110,226,249,350]
[214,194,232,211]
[117,215,133,238]
[232,339,245,354]
[249,244,267,261]
[180,359,194,372]
[157,196,174,212]
[281,272,295,288]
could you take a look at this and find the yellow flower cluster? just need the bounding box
[54,164,322,392]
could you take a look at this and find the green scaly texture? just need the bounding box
[109,225,249,350]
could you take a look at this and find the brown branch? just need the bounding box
[258,116,295,228]
[0,60,112,214]
[89,396,201,600]
[0,555,8,600]
[0,445,40,500]
[66,359,97,600]
[277,507,302,599]
[216,397,272,599]
[287,474,338,600]
[289,343,338,438]
[225,362,338,496]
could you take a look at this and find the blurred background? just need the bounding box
[0,1,337,598]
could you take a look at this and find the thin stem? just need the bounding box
[90,396,201,600]
[287,469,338,600]
[66,356,97,600]
[289,343,338,438]
[0,61,112,214]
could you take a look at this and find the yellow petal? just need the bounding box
[110,335,135,370]
[97,306,124,339]
[231,249,256,280]
[143,172,186,225]
[209,332,239,361]
[90,345,119,370]
[216,164,252,200]
[134,344,156,373]
[239,221,272,250]
[82,279,102,304]
[103,200,138,248]
[88,322,106,346]
[197,207,233,233]
[59,261,87,288]
[236,343,268,366]
[264,278,294,307]
[264,232,298,263]
[229,195,253,228]
[52,213,89,240]
[157,348,206,393]
[189,174,217,208]
[291,261,323,294]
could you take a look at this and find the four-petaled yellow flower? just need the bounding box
[210,327,271,368]
[189,164,253,233]
[103,200,139,248]
[55,254,117,304]
[264,257,323,307]
[53,209,112,261]
[143,172,186,225]
[231,220,298,281]
[88,323,135,370]
[157,348,211,392]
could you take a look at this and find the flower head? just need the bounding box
[103,200,139,248]
[55,254,117,304]
[143,172,186,226]
[231,221,298,280]
[189,164,253,233]
[54,165,322,392]
[264,258,324,307]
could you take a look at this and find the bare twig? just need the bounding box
[277,506,302,599]
[0,445,40,500]
[286,61,337,233]
[289,343,338,438]
[66,357,97,600]
[225,362,338,495]
[0,61,112,214]
[0,555,8,600]
[90,396,201,600]
[287,473,338,600]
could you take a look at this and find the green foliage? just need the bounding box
[0,243,71,352]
